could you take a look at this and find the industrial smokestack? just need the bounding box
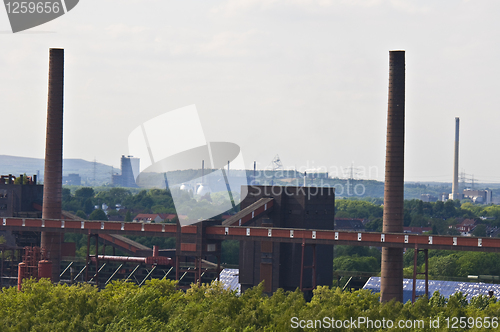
[202,160,205,182]
[253,161,256,184]
[380,50,405,303]
[41,48,64,282]
[451,117,460,200]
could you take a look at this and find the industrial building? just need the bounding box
[462,189,493,204]
[0,174,42,218]
[236,185,335,294]
[62,173,81,186]
[112,155,139,188]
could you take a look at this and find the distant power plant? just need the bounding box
[462,189,493,204]
[441,117,494,204]
[112,155,139,188]
[450,117,460,200]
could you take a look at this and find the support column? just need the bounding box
[299,239,317,292]
[412,246,429,303]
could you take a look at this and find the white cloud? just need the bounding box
[211,0,430,17]
[197,29,264,57]
[105,24,149,38]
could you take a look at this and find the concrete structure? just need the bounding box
[450,117,460,200]
[238,185,335,295]
[0,175,43,249]
[41,48,64,282]
[381,50,405,303]
[463,189,493,204]
[0,175,43,218]
[63,173,81,186]
[112,155,139,188]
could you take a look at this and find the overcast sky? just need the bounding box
[1,0,499,183]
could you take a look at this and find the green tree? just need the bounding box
[140,196,154,209]
[62,188,71,202]
[472,224,487,237]
[335,200,383,219]
[89,209,108,221]
[365,218,382,232]
[409,214,429,227]
[75,210,87,219]
[428,253,459,277]
[124,210,132,222]
[13,173,29,185]
[444,200,457,218]
[483,205,500,218]
[75,187,95,200]
[0,277,499,331]
[95,187,131,208]
[333,256,379,272]
[434,200,445,218]
[83,198,94,215]
[221,240,239,265]
[461,202,484,216]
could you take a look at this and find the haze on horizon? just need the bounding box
[1,0,500,184]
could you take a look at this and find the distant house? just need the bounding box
[451,219,479,236]
[108,215,124,222]
[133,213,177,223]
[403,227,432,234]
[335,218,365,232]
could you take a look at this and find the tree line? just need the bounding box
[62,187,177,220]
[337,198,500,236]
[1,278,499,331]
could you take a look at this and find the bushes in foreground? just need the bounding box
[1,279,499,331]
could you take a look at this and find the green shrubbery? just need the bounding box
[2,279,500,331]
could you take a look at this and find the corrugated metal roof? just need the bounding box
[219,268,240,295]
[363,277,500,303]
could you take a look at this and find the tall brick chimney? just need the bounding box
[380,50,405,302]
[41,48,64,282]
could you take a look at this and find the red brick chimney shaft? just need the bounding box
[41,48,64,282]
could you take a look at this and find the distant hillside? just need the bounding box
[0,155,119,186]
[1,155,499,201]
